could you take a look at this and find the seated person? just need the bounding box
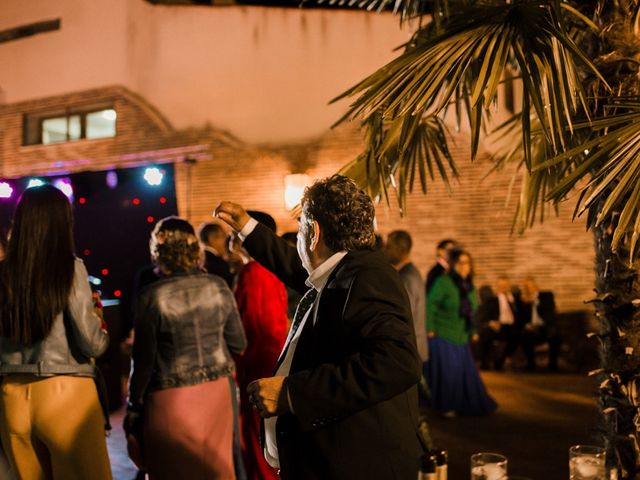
[478,277,521,370]
[516,277,562,372]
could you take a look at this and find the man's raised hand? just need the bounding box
[214,201,252,232]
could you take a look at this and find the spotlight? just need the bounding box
[0,182,13,199]
[27,178,45,189]
[88,275,102,286]
[144,167,163,186]
[53,178,73,199]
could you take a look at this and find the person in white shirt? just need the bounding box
[478,277,521,370]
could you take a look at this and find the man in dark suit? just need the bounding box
[215,175,424,480]
[478,277,521,370]
[425,238,457,294]
[199,222,233,287]
[516,277,562,372]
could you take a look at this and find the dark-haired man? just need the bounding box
[199,223,233,287]
[384,230,427,364]
[426,239,457,294]
[215,175,424,480]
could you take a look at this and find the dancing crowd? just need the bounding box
[0,175,561,480]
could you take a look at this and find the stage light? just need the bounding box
[53,178,73,199]
[0,182,13,199]
[144,167,163,186]
[147,216,155,223]
[79,197,86,204]
[106,170,118,189]
[132,198,140,205]
[83,249,91,256]
[159,197,167,204]
[101,268,109,275]
[114,290,122,298]
[27,178,45,189]
[88,275,102,286]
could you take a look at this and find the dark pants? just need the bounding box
[479,324,520,369]
[228,376,247,480]
[521,326,561,371]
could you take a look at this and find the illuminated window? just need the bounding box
[23,107,117,145]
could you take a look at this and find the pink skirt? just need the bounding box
[143,376,235,480]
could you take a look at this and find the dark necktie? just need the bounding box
[275,288,317,370]
[291,288,318,336]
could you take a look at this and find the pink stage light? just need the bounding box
[106,171,118,189]
[53,178,73,200]
[0,182,13,199]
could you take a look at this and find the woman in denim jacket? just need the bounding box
[0,185,111,480]
[125,216,246,480]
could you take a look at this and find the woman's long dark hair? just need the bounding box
[0,185,76,345]
[448,248,475,331]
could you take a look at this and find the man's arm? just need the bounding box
[215,202,308,293]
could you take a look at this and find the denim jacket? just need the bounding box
[127,271,246,419]
[0,258,109,375]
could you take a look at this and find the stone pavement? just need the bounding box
[107,371,600,480]
[426,371,600,480]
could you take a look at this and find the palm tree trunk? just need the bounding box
[593,220,640,478]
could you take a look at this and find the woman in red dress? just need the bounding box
[233,212,288,480]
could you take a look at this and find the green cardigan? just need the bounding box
[426,274,478,345]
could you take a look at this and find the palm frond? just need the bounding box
[310,0,426,21]
[542,99,640,260]
[340,113,457,212]
[333,0,605,170]
[308,0,472,23]
[489,112,570,233]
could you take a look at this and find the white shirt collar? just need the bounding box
[306,251,348,291]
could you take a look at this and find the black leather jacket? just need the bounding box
[127,271,246,418]
[0,258,108,376]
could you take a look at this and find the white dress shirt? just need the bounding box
[263,250,346,468]
[530,292,544,327]
[497,292,515,325]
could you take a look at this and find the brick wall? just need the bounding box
[0,86,596,313]
[180,124,596,314]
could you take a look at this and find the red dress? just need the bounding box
[234,261,288,480]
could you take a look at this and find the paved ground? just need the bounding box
[426,371,601,480]
[107,370,601,480]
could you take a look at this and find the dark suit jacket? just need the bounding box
[516,291,556,331]
[203,250,233,287]
[425,263,446,294]
[244,223,424,480]
[477,294,518,327]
